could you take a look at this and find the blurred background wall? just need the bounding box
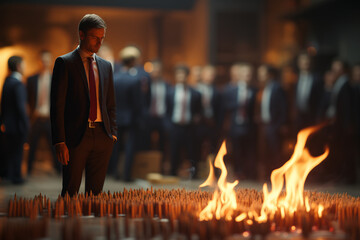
[0,0,359,90]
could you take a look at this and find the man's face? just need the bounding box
[175,69,188,84]
[18,61,25,75]
[257,66,268,84]
[80,28,106,54]
[298,54,310,71]
[150,63,162,80]
[331,61,343,77]
[201,67,216,85]
[41,52,52,70]
[240,66,253,84]
[230,65,241,83]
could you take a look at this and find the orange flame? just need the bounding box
[199,141,239,221]
[199,125,329,224]
[257,125,329,222]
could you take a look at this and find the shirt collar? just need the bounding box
[11,72,22,81]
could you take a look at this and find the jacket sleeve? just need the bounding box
[50,57,68,145]
[15,81,29,139]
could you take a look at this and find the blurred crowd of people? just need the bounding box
[0,46,359,185]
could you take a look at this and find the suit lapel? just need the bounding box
[73,50,89,99]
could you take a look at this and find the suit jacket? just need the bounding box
[265,81,287,131]
[26,74,39,118]
[50,49,116,147]
[223,84,257,136]
[113,69,142,127]
[333,78,355,134]
[295,72,323,127]
[0,75,29,140]
[166,85,202,125]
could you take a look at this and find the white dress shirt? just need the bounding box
[261,82,273,123]
[326,75,348,118]
[35,70,51,117]
[172,84,191,124]
[235,82,248,124]
[150,81,166,117]
[296,72,313,112]
[197,83,214,118]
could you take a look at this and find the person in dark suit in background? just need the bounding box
[145,60,171,159]
[0,55,29,184]
[108,46,142,182]
[167,64,202,178]
[323,59,357,184]
[294,52,323,131]
[195,65,223,161]
[258,64,287,180]
[27,50,61,175]
[223,63,257,180]
[51,14,117,196]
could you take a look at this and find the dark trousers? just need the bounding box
[28,117,61,174]
[145,116,166,151]
[169,124,196,177]
[228,132,257,180]
[1,134,25,183]
[62,123,113,196]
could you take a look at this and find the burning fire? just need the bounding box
[199,125,329,224]
[199,141,239,221]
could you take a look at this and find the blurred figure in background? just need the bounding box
[0,56,29,184]
[294,52,323,131]
[257,64,287,180]
[145,59,171,171]
[323,59,356,184]
[223,63,257,180]
[195,65,223,162]
[190,65,202,86]
[317,70,337,122]
[27,50,61,175]
[97,44,115,70]
[167,64,202,178]
[109,46,142,181]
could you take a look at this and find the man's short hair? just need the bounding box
[8,55,23,72]
[79,14,107,34]
[175,64,190,76]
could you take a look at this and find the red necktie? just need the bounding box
[88,57,97,121]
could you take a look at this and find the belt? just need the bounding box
[88,121,103,129]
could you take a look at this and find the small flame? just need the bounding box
[235,212,247,222]
[199,141,239,221]
[318,204,324,218]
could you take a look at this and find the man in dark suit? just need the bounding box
[27,50,61,175]
[51,14,117,196]
[258,64,287,179]
[295,52,323,131]
[0,55,29,184]
[145,60,171,153]
[323,59,356,184]
[108,46,142,181]
[223,63,257,179]
[166,64,202,178]
[195,65,223,160]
